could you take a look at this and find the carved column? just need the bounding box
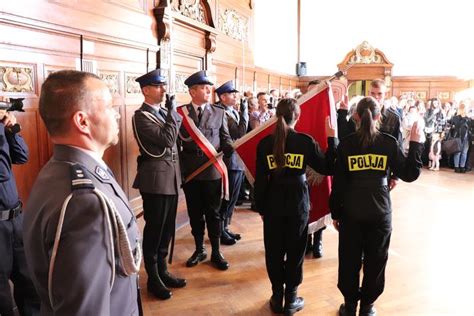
[153,1,172,81]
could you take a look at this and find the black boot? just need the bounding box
[144,260,172,300]
[283,288,304,315]
[359,304,376,316]
[305,234,313,255]
[225,217,241,240]
[210,238,229,270]
[186,236,207,267]
[220,219,236,245]
[312,229,323,258]
[157,257,186,288]
[269,285,284,313]
[455,167,461,173]
[338,300,357,316]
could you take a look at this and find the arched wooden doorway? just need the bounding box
[337,41,394,99]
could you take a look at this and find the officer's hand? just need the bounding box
[409,121,423,143]
[325,116,337,138]
[389,178,398,191]
[333,220,340,232]
[165,94,177,112]
[2,112,17,128]
[240,97,248,113]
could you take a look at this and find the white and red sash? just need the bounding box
[177,105,229,200]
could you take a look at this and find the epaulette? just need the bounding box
[213,103,225,110]
[70,164,95,191]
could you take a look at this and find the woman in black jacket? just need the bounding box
[330,97,424,316]
[449,102,472,173]
[254,98,337,315]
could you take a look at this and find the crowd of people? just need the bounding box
[0,70,471,316]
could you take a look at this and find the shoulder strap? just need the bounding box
[70,164,95,191]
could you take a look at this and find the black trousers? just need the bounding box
[337,216,392,305]
[263,213,308,290]
[183,179,222,241]
[140,193,178,262]
[219,170,244,219]
[0,213,39,316]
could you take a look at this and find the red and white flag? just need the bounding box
[234,82,337,231]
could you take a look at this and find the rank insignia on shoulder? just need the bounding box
[70,164,95,190]
[95,166,110,180]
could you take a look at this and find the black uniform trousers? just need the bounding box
[183,179,222,240]
[0,212,39,316]
[219,170,244,220]
[263,213,308,291]
[141,193,178,262]
[338,216,392,305]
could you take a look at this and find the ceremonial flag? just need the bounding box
[234,82,337,231]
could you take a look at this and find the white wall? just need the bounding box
[254,0,298,74]
[254,0,474,78]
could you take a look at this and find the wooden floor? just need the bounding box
[140,168,474,316]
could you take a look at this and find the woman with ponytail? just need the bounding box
[254,98,338,315]
[330,97,424,316]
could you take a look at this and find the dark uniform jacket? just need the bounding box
[330,132,423,222]
[254,130,338,217]
[178,103,233,180]
[24,145,140,316]
[0,123,28,210]
[132,103,182,195]
[222,105,248,171]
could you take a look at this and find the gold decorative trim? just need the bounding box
[0,65,35,93]
[175,73,189,94]
[349,41,383,64]
[218,8,248,42]
[125,73,142,95]
[171,0,205,24]
[98,71,120,95]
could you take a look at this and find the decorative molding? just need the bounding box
[349,41,383,64]
[107,0,147,13]
[0,64,35,93]
[171,0,206,24]
[160,39,171,68]
[175,73,189,93]
[205,33,216,53]
[437,91,450,100]
[218,8,248,42]
[125,73,142,95]
[98,70,120,95]
[400,91,427,100]
[44,66,76,80]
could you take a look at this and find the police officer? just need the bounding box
[23,70,142,315]
[132,69,186,300]
[254,98,337,315]
[178,71,233,270]
[215,80,248,245]
[0,103,39,316]
[330,97,423,316]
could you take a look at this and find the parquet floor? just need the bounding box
[140,168,474,315]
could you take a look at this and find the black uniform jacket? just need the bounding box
[132,103,182,195]
[178,103,233,181]
[254,129,338,217]
[329,132,423,222]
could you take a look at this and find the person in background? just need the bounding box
[330,96,424,316]
[0,98,39,316]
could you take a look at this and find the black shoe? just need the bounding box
[338,302,357,316]
[186,250,207,267]
[460,167,467,173]
[220,232,237,245]
[225,229,241,241]
[147,280,172,300]
[210,252,229,270]
[305,234,313,255]
[312,231,323,258]
[359,304,376,316]
[269,294,283,313]
[283,297,304,315]
[160,271,187,288]
[455,167,461,173]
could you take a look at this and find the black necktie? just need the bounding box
[197,107,203,123]
[158,108,166,120]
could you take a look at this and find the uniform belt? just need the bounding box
[142,151,177,162]
[353,177,388,187]
[272,174,307,184]
[0,203,22,221]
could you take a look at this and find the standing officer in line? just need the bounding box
[178,71,233,271]
[254,98,338,315]
[23,70,142,315]
[0,100,39,316]
[132,69,186,301]
[331,97,423,316]
[215,80,248,246]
